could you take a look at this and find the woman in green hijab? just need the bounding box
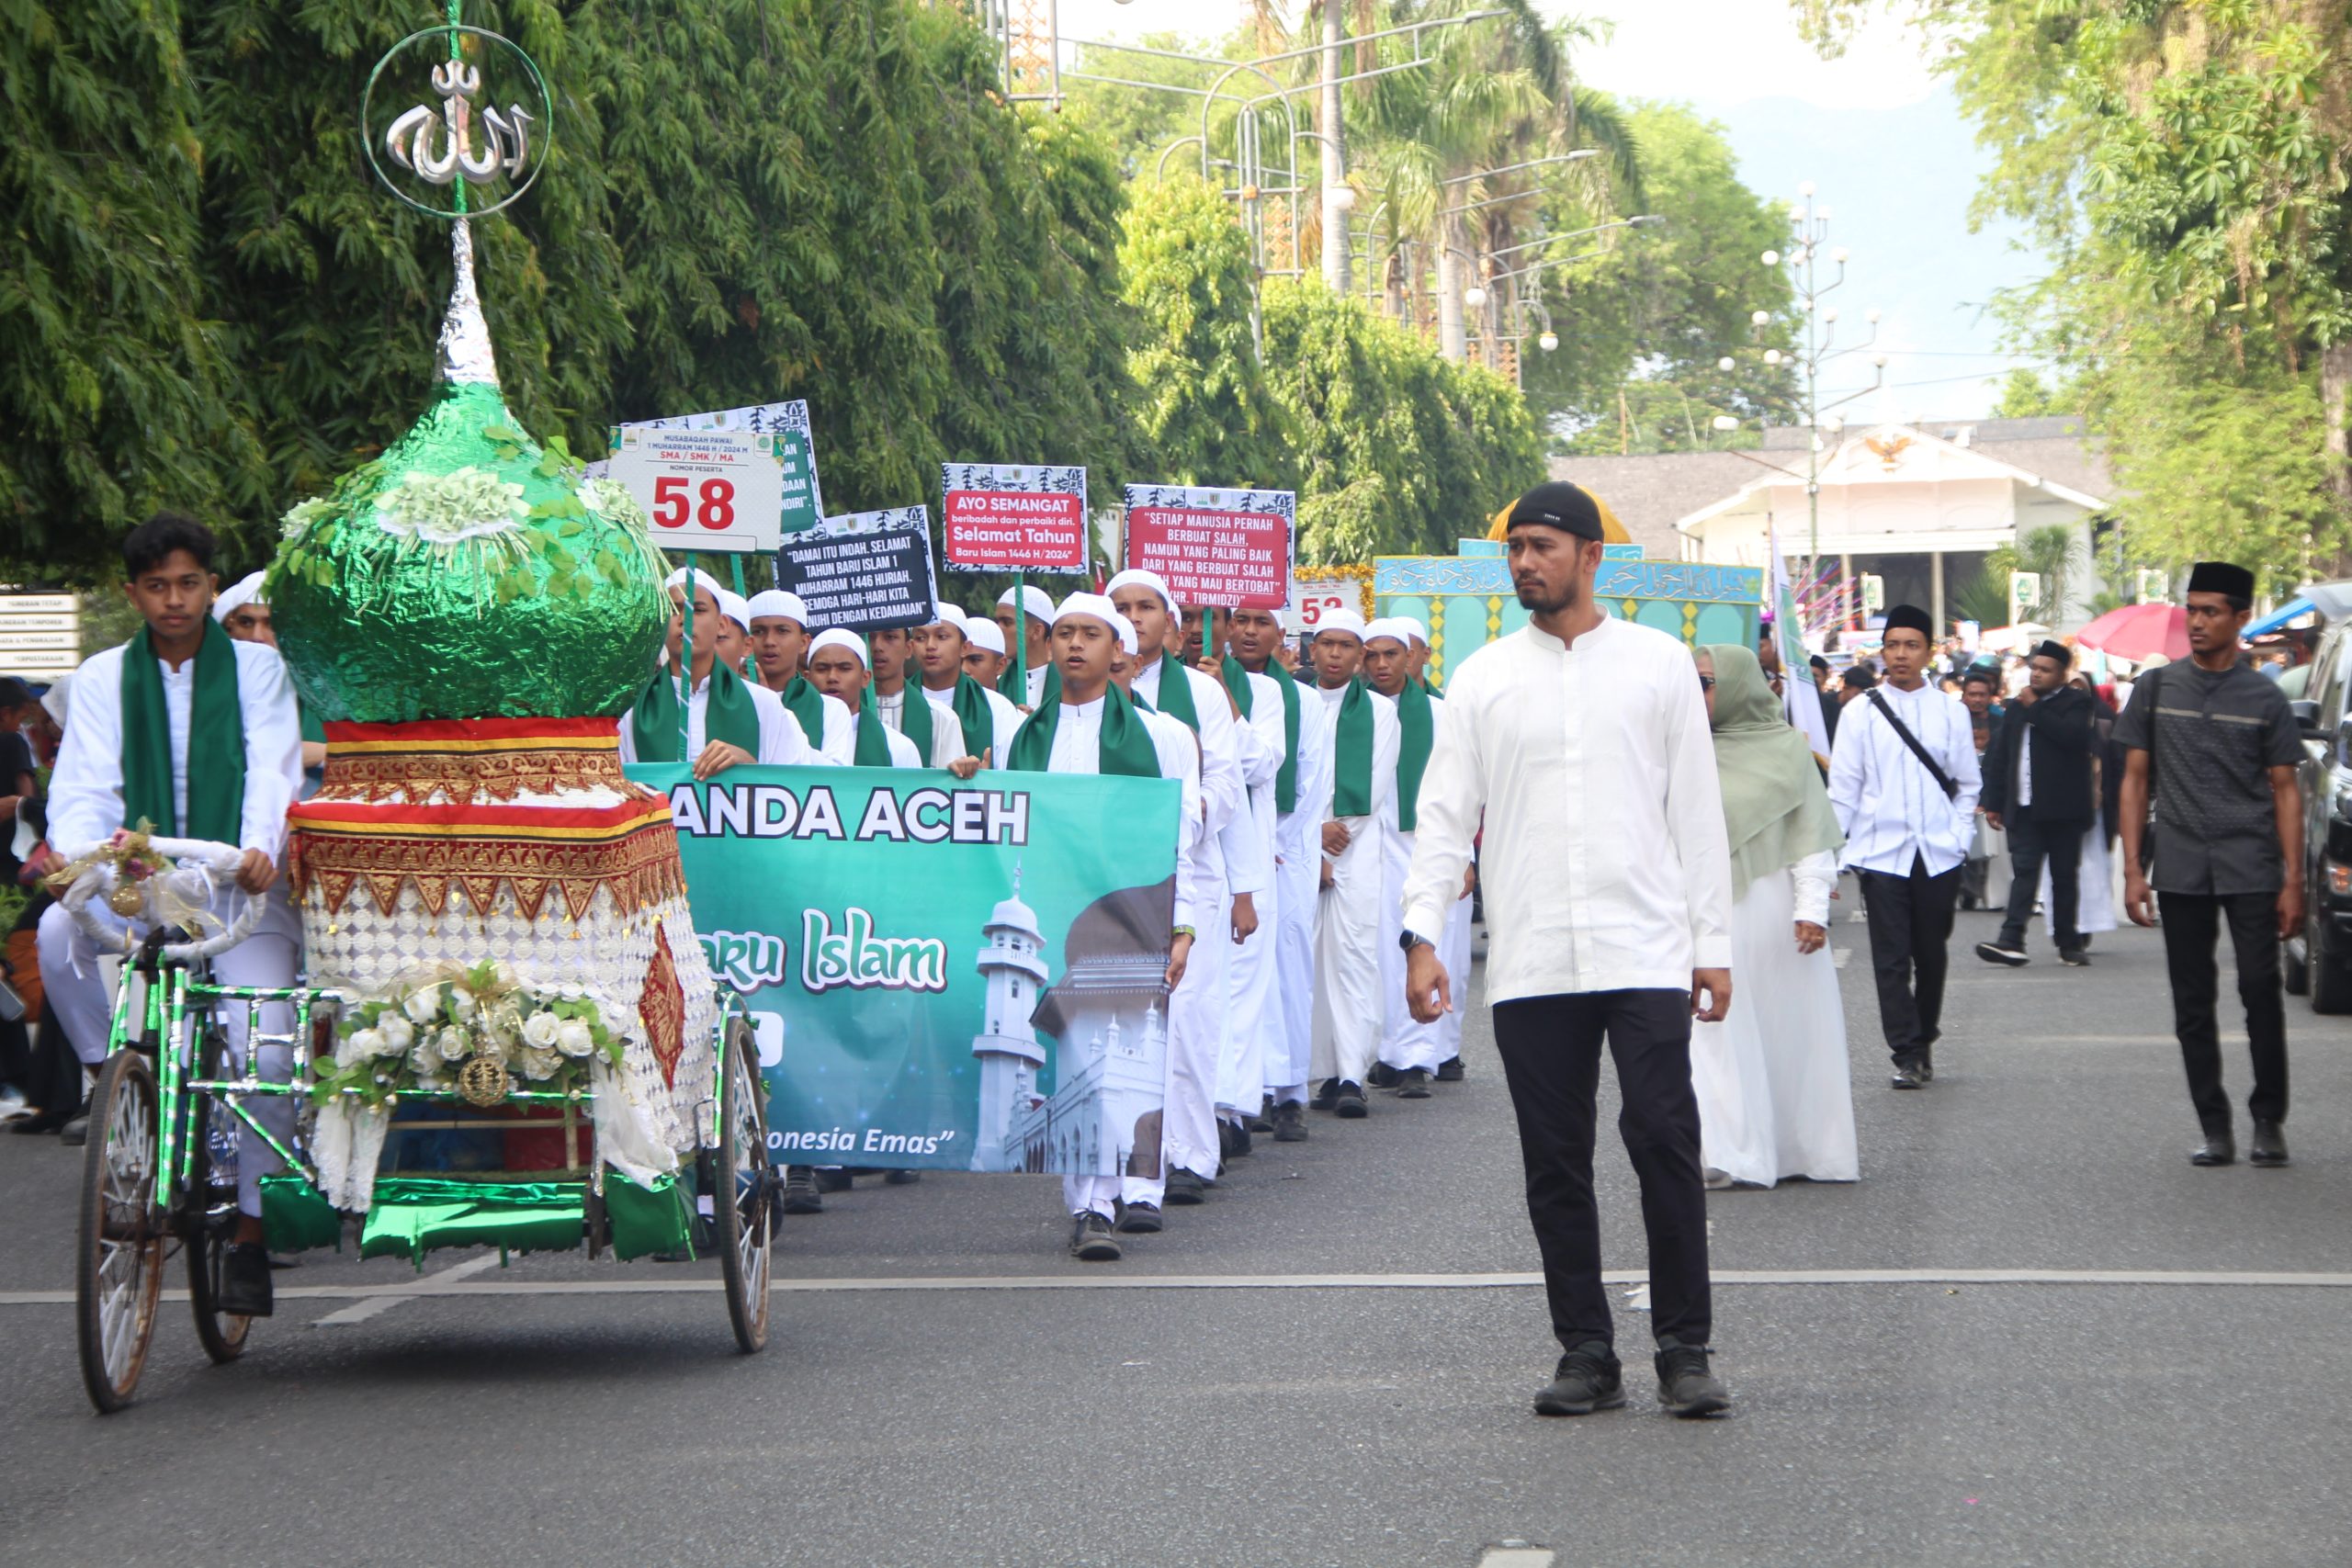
[1688,644,1859,1189]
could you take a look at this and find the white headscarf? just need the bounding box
[211,570,266,624]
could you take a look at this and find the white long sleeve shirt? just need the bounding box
[1044,694,1208,930]
[1826,681,1982,877]
[1791,848,1838,928]
[1134,655,1259,896]
[617,671,815,768]
[1399,615,1734,1002]
[874,686,967,768]
[50,639,304,861]
[1275,672,1332,867]
[923,680,1023,769]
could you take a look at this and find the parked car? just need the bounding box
[2285,615,2352,1010]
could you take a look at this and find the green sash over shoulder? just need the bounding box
[891,682,935,762]
[775,674,828,751]
[1229,656,1301,813]
[630,660,762,762]
[947,675,996,765]
[1142,656,1200,732]
[1328,678,1375,818]
[1005,685,1162,778]
[853,688,898,768]
[1390,679,1433,833]
[121,617,244,841]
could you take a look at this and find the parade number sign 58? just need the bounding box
[605,427,789,555]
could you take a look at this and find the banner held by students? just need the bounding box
[775,506,938,632]
[630,763,1182,1176]
[1123,484,1295,608]
[942,463,1091,574]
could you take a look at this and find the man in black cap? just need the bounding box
[2118,561,2303,1168]
[1827,603,1982,1089]
[1975,639,2097,966]
[1400,479,1735,1419]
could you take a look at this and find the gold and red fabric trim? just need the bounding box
[316,716,635,807]
[288,794,685,922]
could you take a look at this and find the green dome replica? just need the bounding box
[267,225,668,723]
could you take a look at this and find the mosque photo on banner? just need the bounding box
[628,763,1181,1177]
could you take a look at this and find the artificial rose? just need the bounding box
[521,1047,562,1080]
[407,1040,440,1076]
[447,987,479,1022]
[402,987,442,1025]
[342,1028,382,1068]
[554,1019,594,1057]
[520,1011,560,1049]
[435,1026,469,1062]
[377,1013,414,1053]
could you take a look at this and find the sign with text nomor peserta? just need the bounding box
[941,463,1090,574]
[629,763,1180,1175]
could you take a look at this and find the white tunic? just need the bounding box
[1689,850,1858,1186]
[617,671,814,768]
[1218,671,1284,1113]
[1271,671,1333,1096]
[874,686,968,769]
[922,680,1023,769]
[1377,688,1470,1073]
[1826,682,1983,877]
[1311,682,1398,1084]
[1400,615,1733,1002]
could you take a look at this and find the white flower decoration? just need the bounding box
[377,1013,414,1052]
[521,1047,562,1080]
[342,1027,382,1068]
[280,496,334,540]
[447,987,479,1022]
[554,1019,594,1057]
[374,466,529,545]
[521,1011,561,1049]
[408,1040,441,1076]
[580,478,650,529]
[401,987,442,1025]
[435,1026,470,1062]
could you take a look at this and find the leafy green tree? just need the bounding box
[1119,177,1295,490]
[0,0,260,578]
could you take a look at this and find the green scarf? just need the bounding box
[1390,677,1434,833]
[1140,655,1200,732]
[630,660,763,763]
[1264,660,1301,812]
[888,681,934,762]
[1327,678,1375,818]
[120,617,244,841]
[1005,682,1162,778]
[853,687,898,768]
[775,674,827,752]
[948,674,996,766]
[1226,655,1302,814]
[1703,644,1844,898]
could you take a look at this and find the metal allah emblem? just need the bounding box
[361,23,552,220]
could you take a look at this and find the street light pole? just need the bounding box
[1320,0,1348,294]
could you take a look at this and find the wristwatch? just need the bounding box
[1398,931,1432,953]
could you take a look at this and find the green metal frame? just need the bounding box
[104,944,749,1256]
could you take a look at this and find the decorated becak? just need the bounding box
[271,220,718,1210]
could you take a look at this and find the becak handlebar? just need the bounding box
[58,837,266,964]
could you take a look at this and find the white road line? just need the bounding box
[310,1250,504,1326]
[3,1265,2348,1308]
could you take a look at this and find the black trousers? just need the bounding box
[1859,855,1960,1061]
[1998,807,2085,952]
[2158,891,2289,1131]
[1490,989,1710,1354]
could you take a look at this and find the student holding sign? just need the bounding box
[619,570,815,777]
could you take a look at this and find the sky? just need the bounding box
[1055,0,2050,419]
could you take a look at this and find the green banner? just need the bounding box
[628,764,1181,1175]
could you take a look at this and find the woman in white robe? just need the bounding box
[1689,645,1860,1188]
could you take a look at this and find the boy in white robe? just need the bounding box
[746,588,855,763]
[1305,610,1398,1118]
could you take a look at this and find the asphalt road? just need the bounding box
[2,893,2347,1567]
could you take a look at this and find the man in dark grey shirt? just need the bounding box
[2118,560,2304,1168]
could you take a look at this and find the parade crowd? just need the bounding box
[0,489,2307,1421]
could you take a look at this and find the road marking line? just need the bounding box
[310,1250,503,1326]
[3,1265,2349,1308]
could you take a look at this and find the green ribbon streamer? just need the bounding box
[630,660,762,762]
[1006,683,1162,778]
[120,616,244,842]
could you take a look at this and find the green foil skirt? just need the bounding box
[258,1168,693,1265]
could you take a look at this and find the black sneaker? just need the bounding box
[220,1242,275,1317]
[1308,1077,1340,1111]
[2058,948,2090,967]
[1974,940,2030,967]
[1334,1080,1368,1118]
[1396,1067,1432,1100]
[1246,1110,1274,1135]
[1436,1056,1465,1082]
[1114,1201,1163,1234]
[1271,1102,1308,1143]
[1655,1337,1729,1416]
[884,1168,922,1185]
[781,1167,823,1214]
[1533,1340,1624,1416]
[1366,1062,1401,1089]
[1165,1168,1208,1205]
[1069,1212,1121,1260]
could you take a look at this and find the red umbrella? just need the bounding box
[2074,602,2188,662]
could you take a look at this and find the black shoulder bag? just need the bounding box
[1867,689,1960,800]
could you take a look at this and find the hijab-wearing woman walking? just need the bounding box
[1690,645,1860,1187]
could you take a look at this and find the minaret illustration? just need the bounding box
[970,864,1049,1172]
